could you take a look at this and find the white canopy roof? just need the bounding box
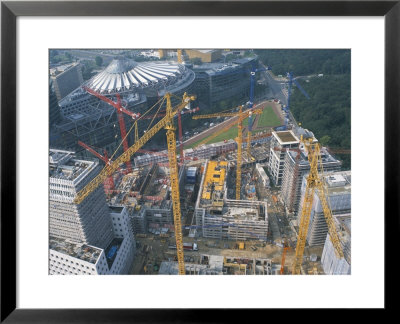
[86,58,184,94]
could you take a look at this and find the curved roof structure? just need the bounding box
[86,58,187,94]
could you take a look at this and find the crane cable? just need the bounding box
[108,95,166,161]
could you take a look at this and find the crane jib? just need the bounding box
[74,95,194,204]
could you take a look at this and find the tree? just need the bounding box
[320,135,331,146]
[95,56,103,66]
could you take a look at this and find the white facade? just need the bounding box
[49,238,110,275]
[268,131,300,186]
[49,149,114,249]
[49,237,134,275]
[321,233,351,275]
[49,205,136,275]
[297,171,351,246]
[108,206,136,274]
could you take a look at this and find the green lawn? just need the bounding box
[256,104,282,128]
[184,117,249,149]
[184,105,280,150]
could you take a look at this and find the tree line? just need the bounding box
[254,49,350,76]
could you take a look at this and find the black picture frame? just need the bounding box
[1,0,398,322]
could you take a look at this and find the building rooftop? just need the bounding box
[109,206,124,213]
[287,145,341,169]
[49,149,95,182]
[323,171,351,195]
[274,131,299,144]
[50,62,79,77]
[201,160,228,201]
[49,236,102,264]
[85,58,186,94]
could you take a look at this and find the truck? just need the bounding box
[184,243,198,251]
[168,243,198,251]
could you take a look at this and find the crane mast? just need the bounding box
[165,94,185,274]
[192,106,262,200]
[73,92,195,275]
[235,106,244,200]
[177,49,183,64]
[292,137,344,274]
[73,92,195,204]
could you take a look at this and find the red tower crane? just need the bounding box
[280,244,291,275]
[77,140,115,193]
[83,86,140,174]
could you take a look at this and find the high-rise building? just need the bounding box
[49,149,114,249]
[50,62,84,101]
[192,57,256,110]
[49,149,136,275]
[297,170,351,247]
[321,214,351,275]
[267,130,301,186]
[281,146,342,214]
[49,83,62,127]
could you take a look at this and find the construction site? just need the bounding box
[49,49,351,276]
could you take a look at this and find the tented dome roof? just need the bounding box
[86,58,185,94]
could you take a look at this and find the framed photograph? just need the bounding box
[1,0,398,321]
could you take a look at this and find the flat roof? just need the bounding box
[109,206,124,213]
[49,149,96,182]
[49,236,102,264]
[275,131,298,143]
[201,160,228,201]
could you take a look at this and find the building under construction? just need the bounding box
[158,254,272,275]
[297,170,351,247]
[106,163,185,235]
[281,145,342,215]
[267,130,301,186]
[49,149,136,275]
[133,139,237,167]
[321,213,351,275]
[194,160,268,240]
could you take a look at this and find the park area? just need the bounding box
[184,102,282,149]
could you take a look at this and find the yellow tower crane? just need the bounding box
[192,106,262,200]
[74,92,196,275]
[177,49,183,64]
[292,135,344,274]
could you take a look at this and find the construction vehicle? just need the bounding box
[73,92,196,275]
[238,242,245,250]
[168,243,198,251]
[292,135,344,274]
[192,105,262,200]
